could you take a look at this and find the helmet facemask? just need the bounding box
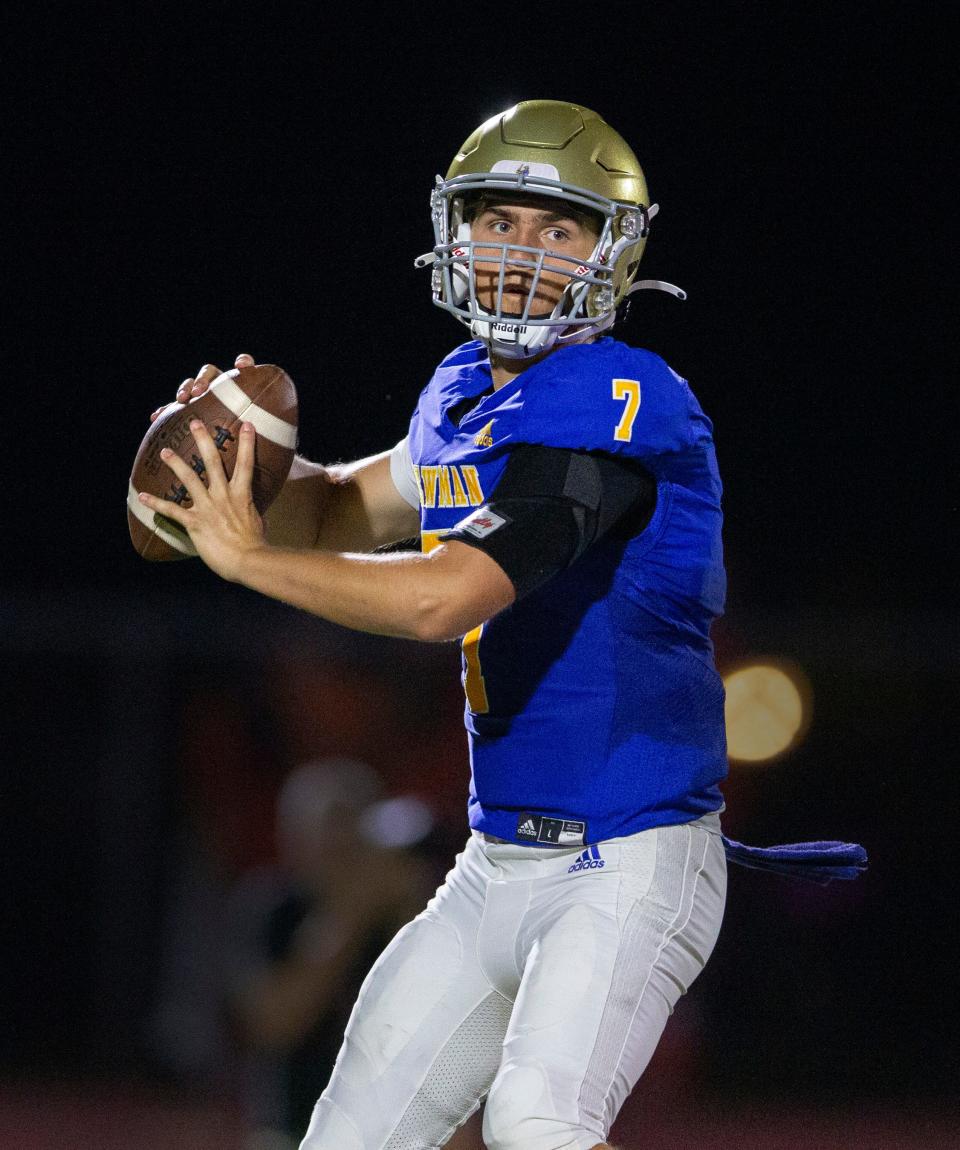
[428,167,650,360]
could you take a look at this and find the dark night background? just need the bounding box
[1,2,956,1146]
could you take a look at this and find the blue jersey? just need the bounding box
[406,337,727,846]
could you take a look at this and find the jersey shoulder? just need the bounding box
[433,340,488,371]
[517,337,711,463]
[413,341,490,418]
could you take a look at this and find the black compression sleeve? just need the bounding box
[439,444,656,599]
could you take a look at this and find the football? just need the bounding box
[127,364,299,561]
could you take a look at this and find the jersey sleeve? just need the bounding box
[439,444,655,599]
[388,436,421,511]
[512,342,713,475]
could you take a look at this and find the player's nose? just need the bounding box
[514,222,543,250]
[505,229,544,268]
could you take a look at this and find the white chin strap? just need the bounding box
[469,310,615,360]
[470,313,558,358]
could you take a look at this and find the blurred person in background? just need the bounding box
[224,759,435,1149]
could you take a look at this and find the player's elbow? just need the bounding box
[408,593,474,643]
[407,544,515,642]
[408,582,513,643]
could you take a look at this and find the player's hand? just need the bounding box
[137,418,266,582]
[148,353,257,422]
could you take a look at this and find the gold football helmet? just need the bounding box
[416,100,684,359]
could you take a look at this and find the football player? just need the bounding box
[144,100,863,1149]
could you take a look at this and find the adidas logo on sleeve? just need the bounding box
[568,844,605,873]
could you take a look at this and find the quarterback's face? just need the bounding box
[470,199,600,317]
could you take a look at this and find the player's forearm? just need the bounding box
[264,453,416,553]
[233,543,468,641]
[263,456,368,551]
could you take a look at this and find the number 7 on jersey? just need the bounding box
[612,378,641,442]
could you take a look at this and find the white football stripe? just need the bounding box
[210,373,297,449]
[127,481,197,556]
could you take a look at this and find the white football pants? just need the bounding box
[299,812,726,1150]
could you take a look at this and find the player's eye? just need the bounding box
[488,219,511,234]
[544,226,571,243]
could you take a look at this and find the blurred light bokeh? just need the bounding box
[723,661,811,764]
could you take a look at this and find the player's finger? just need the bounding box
[191,362,222,397]
[175,378,194,404]
[232,421,256,491]
[138,489,192,527]
[159,446,209,505]
[188,419,229,493]
[150,405,169,423]
[235,353,255,368]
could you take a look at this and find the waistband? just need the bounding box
[473,810,723,862]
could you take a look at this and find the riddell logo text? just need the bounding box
[492,321,528,335]
[568,857,605,873]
